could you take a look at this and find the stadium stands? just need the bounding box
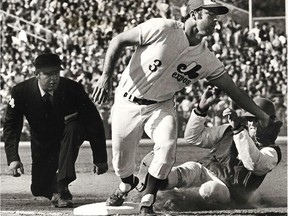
[0,0,286,139]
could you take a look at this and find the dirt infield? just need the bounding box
[1,139,287,215]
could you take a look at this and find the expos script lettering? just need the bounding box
[148,60,201,85]
[172,62,201,85]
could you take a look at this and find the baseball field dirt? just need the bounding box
[1,138,287,215]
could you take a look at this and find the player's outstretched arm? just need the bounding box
[209,72,269,128]
[92,27,140,104]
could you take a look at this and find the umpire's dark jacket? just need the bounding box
[3,77,107,166]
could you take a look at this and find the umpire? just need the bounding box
[3,53,108,207]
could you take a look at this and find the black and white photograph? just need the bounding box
[0,0,287,215]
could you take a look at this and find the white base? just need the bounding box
[73,202,140,215]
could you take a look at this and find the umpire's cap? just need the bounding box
[187,0,229,15]
[242,98,276,119]
[34,53,63,74]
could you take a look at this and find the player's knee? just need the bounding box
[199,181,231,204]
[154,147,176,167]
[158,141,176,156]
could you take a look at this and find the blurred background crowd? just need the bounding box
[1,0,287,139]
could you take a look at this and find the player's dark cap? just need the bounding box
[187,0,229,15]
[34,53,63,74]
[242,98,276,119]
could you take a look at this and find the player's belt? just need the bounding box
[123,92,158,105]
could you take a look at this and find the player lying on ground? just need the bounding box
[92,0,270,214]
[138,86,282,205]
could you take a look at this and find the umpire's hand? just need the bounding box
[93,162,108,175]
[9,161,24,177]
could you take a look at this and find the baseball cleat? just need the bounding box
[139,194,156,215]
[136,151,154,192]
[139,205,155,215]
[106,176,139,206]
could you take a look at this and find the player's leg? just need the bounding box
[161,161,206,190]
[141,100,177,213]
[198,180,231,203]
[137,151,154,192]
[138,155,231,207]
[138,158,217,190]
[106,98,143,206]
[198,168,231,204]
[161,162,231,203]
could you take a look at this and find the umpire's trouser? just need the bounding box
[30,121,85,199]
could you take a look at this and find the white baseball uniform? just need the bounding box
[112,18,226,179]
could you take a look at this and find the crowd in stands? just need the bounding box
[1,0,287,140]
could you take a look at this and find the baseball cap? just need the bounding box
[187,0,229,15]
[242,98,276,118]
[34,53,63,74]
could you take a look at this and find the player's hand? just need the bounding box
[223,108,241,129]
[93,162,108,175]
[9,161,24,177]
[198,86,221,110]
[92,75,111,104]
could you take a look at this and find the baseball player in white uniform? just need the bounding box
[93,0,270,214]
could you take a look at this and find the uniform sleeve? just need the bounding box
[233,129,278,176]
[3,87,24,165]
[206,65,226,81]
[203,44,226,81]
[184,109,230,148]
[138,18,178,45]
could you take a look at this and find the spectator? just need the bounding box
[249,21,261,44]
[259,22,270,42]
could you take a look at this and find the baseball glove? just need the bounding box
[256,120,283,145]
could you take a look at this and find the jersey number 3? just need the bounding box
[149,59,162,72]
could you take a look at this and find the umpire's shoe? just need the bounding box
[51,189,73,208]
[106,176,139,206]
[136,151,154,192]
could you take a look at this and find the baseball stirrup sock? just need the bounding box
[143,173,167,195]
[121,175,134,184]
[119,175,135,192]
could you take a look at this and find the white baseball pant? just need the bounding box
[111,91,178,179]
